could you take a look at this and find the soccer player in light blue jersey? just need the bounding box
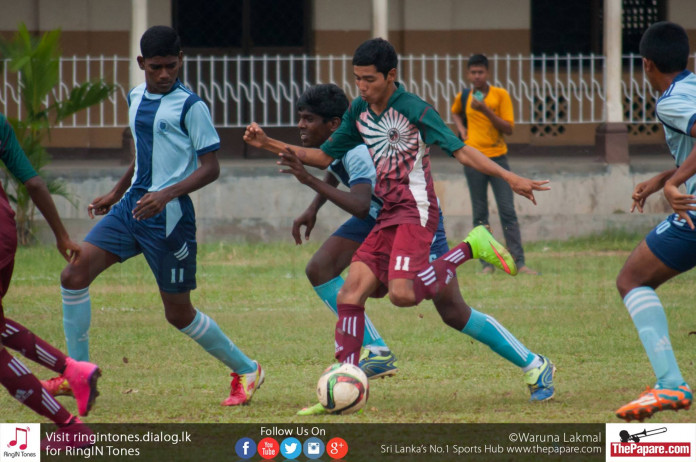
[615,21,694,421]
[45,26,263,407]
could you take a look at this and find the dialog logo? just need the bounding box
[303,437,325,459]
[234,437,256,459]
[280,437,302,459]
[0,424,40,462]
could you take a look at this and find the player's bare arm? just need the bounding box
[453,145,550,204]
[281,146,372,218]
[88,159,135,218]
[244,122,333,168]
[132,151,220,221]
[630,168,677,213]
[24,175,81,262]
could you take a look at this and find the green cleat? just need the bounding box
[297,402,328,416]
[464,226,517,276]
[525,355,556,402]
[359,348,399,379]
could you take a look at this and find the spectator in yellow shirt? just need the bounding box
[451,54,538,275]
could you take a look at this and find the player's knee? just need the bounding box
[60,264,88,290]
[388,288,416,307]
[305,260,325,286]
[616,271,635,299]
[164,309,192,330]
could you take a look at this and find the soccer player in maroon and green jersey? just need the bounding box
[245,38,557,403]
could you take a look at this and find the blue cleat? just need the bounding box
[524,355,556,402]
[359,349,399,379]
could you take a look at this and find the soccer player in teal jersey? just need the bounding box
[246,39,557,405]
[0,112,97,446]
[615,21,694,421]
[45,26,263,407]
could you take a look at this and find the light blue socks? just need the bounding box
[61,286,91,361]
[462,307,537,368]
[180,309,256,374]
[624,287,684,388]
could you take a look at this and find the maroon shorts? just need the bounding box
[352,223,434,295]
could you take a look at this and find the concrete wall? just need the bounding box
[313,0,531,55]
[37,153,676,246]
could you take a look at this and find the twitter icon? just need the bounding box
[280,437,302,459]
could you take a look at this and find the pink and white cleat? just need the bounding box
[63,358,101,416]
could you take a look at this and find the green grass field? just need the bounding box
[2,232,694,424]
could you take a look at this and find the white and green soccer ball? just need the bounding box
[316,363,369,414]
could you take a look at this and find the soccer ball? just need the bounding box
[316,363,369,414]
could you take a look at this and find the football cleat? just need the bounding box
[222,361,265,406]
[63,358,101,416]
[297,402,328,416]
[41,375,73,397]
[358,349,399,379]
[615,384,692,422]
[464,225,517,276]
[525,355,556,402]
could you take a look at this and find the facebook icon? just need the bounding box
[235,437,257,459]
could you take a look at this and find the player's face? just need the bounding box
[353,65,396,106]
[297,110,335,147]
[138,53,183,94]
[467,65,489,90]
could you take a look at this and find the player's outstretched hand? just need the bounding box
[279,147,313,185]
[243,122,268,148]
[88,193,118,219]
[664,183,696,229]
[509,175,550,205]
[56,236,81,263]
[292,208,317,245]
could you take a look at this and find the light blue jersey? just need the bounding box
[656,70,696,195]
[327,144,382,220]
[127,80,220,192]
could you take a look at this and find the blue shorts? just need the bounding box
[331,209,449,261]
[85,189,197,293]
[332,215,377,243]
[645,212,696,272]
[429,210,450,262]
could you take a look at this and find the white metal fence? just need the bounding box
[1,53,693,129]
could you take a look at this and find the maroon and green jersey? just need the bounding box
[321,83,464,232]
[0,113,37,267]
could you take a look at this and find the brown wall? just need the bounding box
[313,30,530,56]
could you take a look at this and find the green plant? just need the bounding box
[0,23,115,245]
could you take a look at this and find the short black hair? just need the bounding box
[468,54,489,69]
[639,21,689,73]
[140,26,181,59]
[297,84,349,121]
[352,38,398,78]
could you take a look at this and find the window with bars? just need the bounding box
[531,0,666,55]
[172,0,310,53]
